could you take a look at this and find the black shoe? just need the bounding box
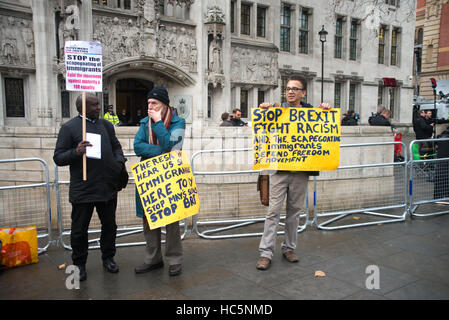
[103,258,119,273]
[168,264,182,277]
[134,261,164,274]
[76,264,87,281]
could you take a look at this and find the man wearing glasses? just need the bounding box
[256,75,331,271]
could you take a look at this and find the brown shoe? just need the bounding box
[283,251,299,263]
[256,257,271,270]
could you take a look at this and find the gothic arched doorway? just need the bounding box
[116,78,153,125]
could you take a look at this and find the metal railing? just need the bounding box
[55,153,188,250]
[0,158,53,253]
[190,148,310,239]
[408,138,449,218]
[313,142,408,230]
[4,137,449,251]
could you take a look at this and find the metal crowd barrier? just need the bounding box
[55,153,188,250]
[313,142,408,230]
[408,138,449,218]
[190,148,310,239]
[0,158,53,254]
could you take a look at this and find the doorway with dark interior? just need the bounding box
[116,78,154,126]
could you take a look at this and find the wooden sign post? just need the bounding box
[64,41,103,181]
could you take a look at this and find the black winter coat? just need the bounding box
[414,116,433,139]
[341,115,358,126]
[370,114,391,126]
[53,116,126,203]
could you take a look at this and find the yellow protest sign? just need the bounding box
[131,150,200,229]
[252,107,341,171]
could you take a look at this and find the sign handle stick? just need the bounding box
[82,91,87,181]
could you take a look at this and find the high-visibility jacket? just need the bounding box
[104,112,120,126]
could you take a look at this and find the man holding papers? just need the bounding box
[53,93,127,281]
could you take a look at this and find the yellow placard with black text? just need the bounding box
[252,107,341,171]
[131,151,200,230]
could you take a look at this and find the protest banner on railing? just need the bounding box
[131,150,200,229]
[252,107,341,171]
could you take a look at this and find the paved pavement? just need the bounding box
[1,204,449,300]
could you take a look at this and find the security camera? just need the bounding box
[408,75,413,81]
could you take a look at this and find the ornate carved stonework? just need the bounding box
[93,15,145,65]
[90,2,197,74]
[231,47,278,85]
[156,23,198,73]
[205,6,225,87]
[0,15,35,68]
[205,5,225,24]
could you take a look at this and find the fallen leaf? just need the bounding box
[315,270,326,277]
[353,216,360,220]
[58,263,67,270]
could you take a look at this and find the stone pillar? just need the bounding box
[32,0,59,127]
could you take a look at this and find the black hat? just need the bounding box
[107,105,113,109]
[147,86,170,106]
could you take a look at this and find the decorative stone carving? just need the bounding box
[55,0,80,70]
[91,10,197,74]
[426,0,440,19]
[155,23,198,73]
[205,5,225,24]
[231,47,278,85]
[93,16,144,64]
[0,15,35,68]
[205,6,225,87]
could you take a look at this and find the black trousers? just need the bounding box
[70,197,117,266]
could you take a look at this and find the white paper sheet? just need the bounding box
[86,133,101,159]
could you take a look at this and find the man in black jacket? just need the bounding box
[370,109,392,126]
[230,108,248,126]
[414,109,434,139]
[54,94,127,281]
[341,110,358,126]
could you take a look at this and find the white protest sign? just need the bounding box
[64,41,102,92]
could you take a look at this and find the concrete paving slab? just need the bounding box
[1,212,449,300]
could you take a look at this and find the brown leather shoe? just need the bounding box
[283,251,299,263]
[256,257,271,270]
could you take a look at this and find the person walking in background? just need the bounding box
[230,108,248,126]
[118,108,131,126]
[414,109,434,140]
[53,94,127,281]
[219,112,233,126]
[134,108,144,126]
[341,110,358,126]
[103,105,120,126]
[133,86,186,277]
[369,109,392,127]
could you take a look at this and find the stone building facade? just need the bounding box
[414,0,449,100]
[0,0,416,129]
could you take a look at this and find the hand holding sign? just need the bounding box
[131,151,200,230]
[252,107,341,171]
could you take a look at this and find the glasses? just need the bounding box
[286,87,305,92]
